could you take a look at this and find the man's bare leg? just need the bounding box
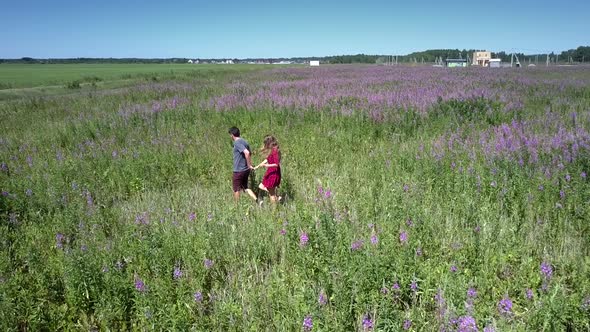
[245,189,257,201]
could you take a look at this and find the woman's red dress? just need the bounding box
[262,148,281,189]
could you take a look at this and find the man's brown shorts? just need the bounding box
[232,169,250,192]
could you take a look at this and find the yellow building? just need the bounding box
[473,51,492,66]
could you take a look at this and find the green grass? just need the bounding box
[0,63,272,89]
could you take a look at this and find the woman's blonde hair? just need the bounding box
[260,135,279,156]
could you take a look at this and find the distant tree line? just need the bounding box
[1,46,588,64]
[559,46,590,62]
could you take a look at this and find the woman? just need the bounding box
[255,135,282,204]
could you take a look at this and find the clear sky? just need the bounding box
[1,0,588,58]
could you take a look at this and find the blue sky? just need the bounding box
[1,0,588,58]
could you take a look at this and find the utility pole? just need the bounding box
[546,54,549,67]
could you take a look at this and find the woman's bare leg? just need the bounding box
[258,183,268,192]
[268,187,278,203]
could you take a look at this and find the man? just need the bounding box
[229,126,257,203]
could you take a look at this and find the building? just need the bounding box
[309,60,320,66]
[445,59,468,67]
[187,59,193,64]
[473,51,491,66]
[489,58,501,68]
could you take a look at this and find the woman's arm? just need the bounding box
[254,159,268,169]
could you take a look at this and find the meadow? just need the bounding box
[0,64,265,100]
[1,64,589,331]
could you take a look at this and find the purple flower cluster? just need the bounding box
[497,295,513,316]
[540,261,553,280]
[56,233,65,249]
[300,232,309,247]
[303,315,313,331]
[403,319,412,330]
[457,315,478,332]
[362,315,374,331]
[351,240,364,251]
[194,291,203,303]
[173,266,183,279]
[135,276,147,292]
[399,231,408,244]
[370,234,378,245]
[204,259,214,269]
[206,66,590,120]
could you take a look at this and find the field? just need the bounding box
[0,64,266,100]
[1,64,590,331]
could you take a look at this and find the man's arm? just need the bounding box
[243,149,254,169]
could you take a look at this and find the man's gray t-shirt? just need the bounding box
[233,138,250,172]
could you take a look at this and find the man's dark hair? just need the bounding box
[228,127,240,137]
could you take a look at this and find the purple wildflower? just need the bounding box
[538,184,544,191]
[498,295,513,315]
[189,212,196,221]
[318,290,327,306]
[25,189,32,197]
[194,291,203,303]
[324,190,332,198]
[403,319,412,330]
[56,233,65,249]
[303,315,313,331]
[399,231,408,244]
[204,259,214,269]
[526,288,534,300]
[450,265,458,273]
[483,326,495,332]
[467,287,477,298]
[135,276,147,292]
[1,191,8,197]
[280,228,287,236]
[392,282,400,291]
[370,234,378,245]
[458,315,478,332]
[173,266,183,279]
[351,240,364,251]
[403,184,409,192]
[565,174,571,182]
[362,315,374,331]
[581,171,587,179]
[540,261,553,280]
[300,232,309,247]
[0,162,7,172]
[135,212,149,225]
[474,226,481,233]
[559,190,565,200]
[84,190,94,206]
[406,218,414,227]
[410,280,418,292]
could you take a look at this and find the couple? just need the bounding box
[229,127,281,205]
